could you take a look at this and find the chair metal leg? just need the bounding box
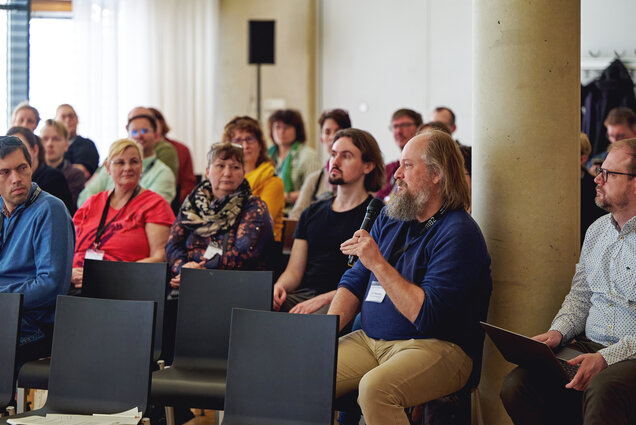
[471,388,483,425]
[165,406,175,425]
[16,387,26,414]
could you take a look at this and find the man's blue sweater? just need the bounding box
[339,208,492,360]
[0,183,74,340]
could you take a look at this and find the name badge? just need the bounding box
[85,248,105,261]
[203,242,223,260]
[365,280,386,303]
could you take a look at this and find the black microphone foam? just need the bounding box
[347,198,384,267]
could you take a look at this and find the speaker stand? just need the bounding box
[256,63,262,121]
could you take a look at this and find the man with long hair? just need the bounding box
[329,130,492,425]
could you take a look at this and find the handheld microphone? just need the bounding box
[347,198,384,267]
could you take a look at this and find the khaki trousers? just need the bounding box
[336,330,472,425]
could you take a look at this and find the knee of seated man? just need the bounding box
[358,367,403,408]
[583,367,624,404]
[500,367,530,407]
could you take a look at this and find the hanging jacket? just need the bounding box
[581,59,636,158]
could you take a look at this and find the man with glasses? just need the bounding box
[501,138,636,425]
[127,107,179,179]
[0,136,74,365]
[77,111,176,206]
[376,108,423,200]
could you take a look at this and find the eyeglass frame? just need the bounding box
[595,166,636,183]
[129,128,151,137]
[231,136,258,145]
[388,122,416,132]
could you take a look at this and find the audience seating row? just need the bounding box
[3,295,156,423]
[6,262,339,425]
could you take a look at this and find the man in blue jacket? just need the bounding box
[329,130,492,425]
[0,136,74,364]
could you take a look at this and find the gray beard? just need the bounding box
[385,187,429,221]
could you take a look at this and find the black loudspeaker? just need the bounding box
[249,20,275,64]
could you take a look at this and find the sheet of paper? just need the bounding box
[7,416,48,425]
[8,407,141,425]
[93,407,141,425]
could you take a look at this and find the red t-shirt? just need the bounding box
[73,189,176,267]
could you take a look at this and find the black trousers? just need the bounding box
[500,338,636,425]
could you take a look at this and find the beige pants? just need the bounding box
[336,330,472,425]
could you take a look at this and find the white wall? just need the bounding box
[215,0,317,155]
[581,0,636,84]
[319,0,473,165]
[581,0,636,57]
[214,0,636,171]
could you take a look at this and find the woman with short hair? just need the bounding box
[71,139,175,289]
[223,116,284,241]
[166,142,274,288]
[267,109,321,208]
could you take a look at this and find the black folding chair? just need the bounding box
[16,260,169,412]
[1,296,155,423]
[0,293,22,416]
[222,308,339,425]
[151,268,272,425]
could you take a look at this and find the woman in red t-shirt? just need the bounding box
[70,139,175,289]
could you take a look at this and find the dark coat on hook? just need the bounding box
[581,59,636,158]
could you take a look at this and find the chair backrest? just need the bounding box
[81,259,169,362]
[0,293,23,409]
[46,296,155,415]
[172,268,272,369]
[223,308,339,425]
[465,281,492,391]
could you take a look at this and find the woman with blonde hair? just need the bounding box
[71,139,175,289]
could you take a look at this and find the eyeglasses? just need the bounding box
[595,167,636,183]
[232,136,258,145]
[129,128,151,137]
[606,132,628,142]
[389,123,416,131]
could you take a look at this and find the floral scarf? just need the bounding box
[179,179,252,238]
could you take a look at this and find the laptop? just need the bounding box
[480,321,582,382]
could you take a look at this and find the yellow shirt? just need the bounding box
[246,161,285,241]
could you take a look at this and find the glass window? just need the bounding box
[0,0,30,134]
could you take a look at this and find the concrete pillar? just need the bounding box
[472,1,580,424]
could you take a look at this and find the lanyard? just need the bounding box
[93,185,140,249]
[0,186,42,251]
[141,159,156,178]
[311,169,324,201]
[388,203,447,266]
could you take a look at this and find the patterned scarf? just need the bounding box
[179,179,252,238]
